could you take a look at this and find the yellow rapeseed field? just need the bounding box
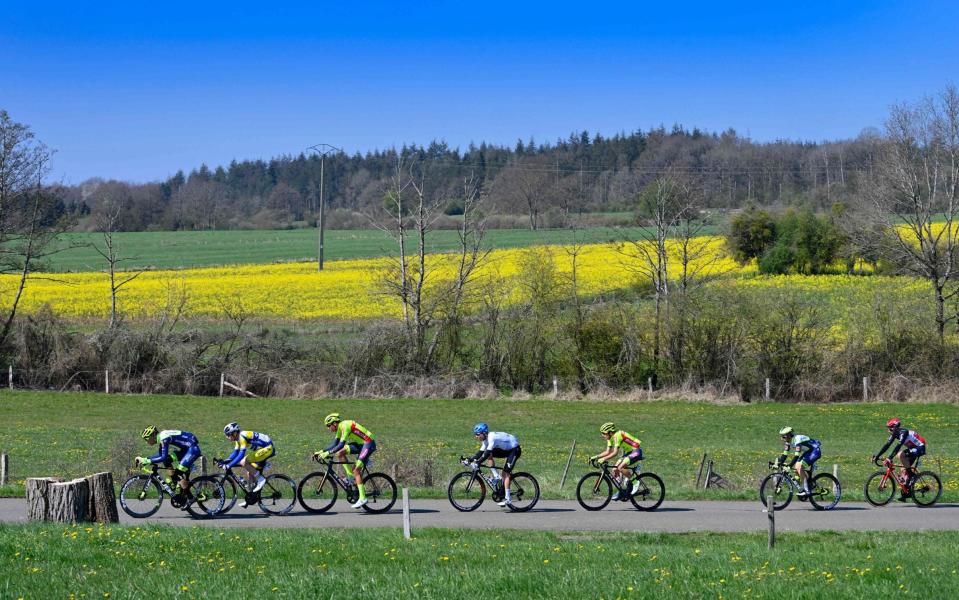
[0,236,751,320]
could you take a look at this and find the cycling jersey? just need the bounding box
[324,420,375,454]
[607,430,641,454]
[473,431,519,464]
[780,434,821,467]
[147,430,201,471]
[223,431,274,468]
[876,428,926,460]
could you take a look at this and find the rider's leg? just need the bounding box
[796,462,808,492]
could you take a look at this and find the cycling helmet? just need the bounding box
[223,422,240,436]
[324,413,341,426]
[886,418,901,429]
[600,422,616,434]
[473,422,489,435]
[141,425,158,440]
[778,426,794,437]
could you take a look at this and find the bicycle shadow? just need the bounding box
[520,507,576,514]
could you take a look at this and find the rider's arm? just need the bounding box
[223,446,246,469]
[887,439,906,460]
[874,434,895,460]
[472,436,491,463]
[146,439,170,464]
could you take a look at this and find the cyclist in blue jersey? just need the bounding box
[135,425,202,496]
[776,426,821,498]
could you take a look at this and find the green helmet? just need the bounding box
[779,426,794,437]
[600,422,616,434]
[141,425,158,440]
[324,413,342,427]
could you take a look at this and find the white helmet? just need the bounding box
[223,422,240,436]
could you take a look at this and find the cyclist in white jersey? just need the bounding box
[470,423,521,508]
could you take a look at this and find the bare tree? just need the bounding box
[91,203,143,328]
[490,156,551,230]
[0,111,70,348]
[856,85,959,347]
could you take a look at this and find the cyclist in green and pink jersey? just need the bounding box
[590,422,644,500]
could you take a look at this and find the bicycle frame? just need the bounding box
[457,457,507,493]
[310,458,371,494]
[875,458,921,493]
[589,461,638,494]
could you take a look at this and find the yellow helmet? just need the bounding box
[141,425,158,440]
[324,413,342,427]
[600,422,616,434]
[779,426,794,437]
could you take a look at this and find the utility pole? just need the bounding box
[307,143,342,271]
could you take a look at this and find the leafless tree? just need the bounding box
[91,203,143,328]
[856,85,959,347]
[489,155,552,230]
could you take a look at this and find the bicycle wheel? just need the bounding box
[448,471,486,512]
[758,473,793,511]
[629,473,665,511]
[361,472,397,513]
[259,474,297,515]
[186,475,226,518]
[506,472,540,512]
[217,476,239,515]
[911,471,942,507]
[575,472,612,511]
[808,473,841,511]
[863,471,896,507]
[297,471,338,513]
[119,474,163,518]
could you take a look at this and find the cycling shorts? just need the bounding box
[799,447,821,468]
[247,445,275,467]
[906,445,926,459]
[617,448,644,468]
[166,444,201,472]
[347,440,377,467]
[490,445,521,473]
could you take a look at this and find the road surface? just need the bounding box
[2,498,958,532]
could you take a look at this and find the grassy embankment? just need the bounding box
[1,524,956,598]
[50,226,718,272]
[0,391,956,501]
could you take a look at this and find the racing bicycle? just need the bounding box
[211,458,297,515]
[447,456,540,512]
[297,457,397,514]
[119,463,224,519]
[576,459,665,511]
[864,457,942,507]
[759,461,841,511]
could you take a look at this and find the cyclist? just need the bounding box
[872,418,926,500]
[135,426,202,498]
[219,422,274,506]
[313,413,376,509]
[776,427,821,498]
[589,422,643,500]
[469,423,521,508]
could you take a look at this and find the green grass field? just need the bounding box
[0,391,956,501]
[47,225,718,272]
[1,524,956,598]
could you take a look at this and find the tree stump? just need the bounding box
[84,472,119,523]
[26,477,62,521]
[48,478,90,524]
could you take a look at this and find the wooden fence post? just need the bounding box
[766,494,775,549]
[833,464,839,496]
[560,440,576,489]
[765,378,771,401]
[402,487,411,540]
[552,376,558,397]
[863,376,869,401]
[7,365,12,390]
[695,453,707,488]
[201,455,208,475]
[0,453,8,486]
[105,370,110,394]
[219,373,225,397]
[353,376,359,397]
[647,377,653,400]
[703,460,714,490]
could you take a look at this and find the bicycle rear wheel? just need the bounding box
[911,471,942,507]
[629,473,665,511]
[507,472,539,512]
[217,476,239,515]
[259,474,297,515]
[186,475,226,518]
[297,471,338,513]
[758,473,793,511]
[119,474,163,518]
[361,472,397,513]
[863,471,896,507]
[448,471,486,512]
[575,472,612,511]
[808,473,841,510]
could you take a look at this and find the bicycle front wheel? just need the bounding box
[576,472,612,511]
[911,471,942,507]
[507,472,540,512]
[186,475,226,518]
[119,474,163,518]
[758,473,793,511]
[218,476,239,515]
[361,472,397,513]
[864,471,896,507]
[297,471,338,513]
[448,471,486,512]
[259,474,297,515]
[629,473,665,511]
[808,473,841,510]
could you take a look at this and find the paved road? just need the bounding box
[3,498,959,532]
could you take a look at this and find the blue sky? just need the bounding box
[2,1,958,183]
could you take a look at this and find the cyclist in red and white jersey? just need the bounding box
[872,418,926,499]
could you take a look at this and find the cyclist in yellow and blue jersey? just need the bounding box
[219,422,275,505]
[313,413,376,508]
[590,422,644,500]
[135,426,201,496]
